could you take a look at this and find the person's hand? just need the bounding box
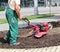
[19,16,22,20]
[22,18,30,25]
[22,18,28,20]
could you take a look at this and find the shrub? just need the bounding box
[0,7,5,11]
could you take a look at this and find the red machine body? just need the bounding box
[29,22,48,38]
[22,18,49,38]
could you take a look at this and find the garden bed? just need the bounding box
[0,21,60,49]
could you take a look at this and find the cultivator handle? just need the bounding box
[22,18,30,25]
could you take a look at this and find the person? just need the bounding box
[3,0,22,45]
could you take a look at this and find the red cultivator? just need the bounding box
[28,22,48,38]
[22,18,52,38]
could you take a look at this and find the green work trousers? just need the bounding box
[4,8,18,44]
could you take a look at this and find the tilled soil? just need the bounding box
[0,27,60,49]
[0,22,60,49]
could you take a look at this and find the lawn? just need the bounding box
[0,14,54,24]
[26,14,54,20]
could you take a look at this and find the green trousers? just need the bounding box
[4,8,18,44]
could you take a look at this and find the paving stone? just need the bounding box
[55,46,60,52]
[41,47,47,52]
[36,48,43,52]
[50,46,57,52]
[45,47,52,52]
[25,49,34,52]
[32,49,38,52]
[0,46,60,52]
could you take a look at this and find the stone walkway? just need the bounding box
[0,45,60,52]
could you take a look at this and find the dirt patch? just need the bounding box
[0,22,60,49]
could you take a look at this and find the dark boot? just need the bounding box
[0,38,9,44]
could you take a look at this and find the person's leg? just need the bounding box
[8,10,18,45]
[4,30,10,40]
[3,9,11,41]
[4,8,18,45]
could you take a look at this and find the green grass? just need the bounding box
[0,14,54,24]
[0,19,7,24]
[0,7,5,11]
[25,14,54,20]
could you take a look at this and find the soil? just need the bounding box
[0,22,60,49]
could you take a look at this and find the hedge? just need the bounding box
[0,7,5,11]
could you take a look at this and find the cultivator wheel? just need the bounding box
[48,23,53,30]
